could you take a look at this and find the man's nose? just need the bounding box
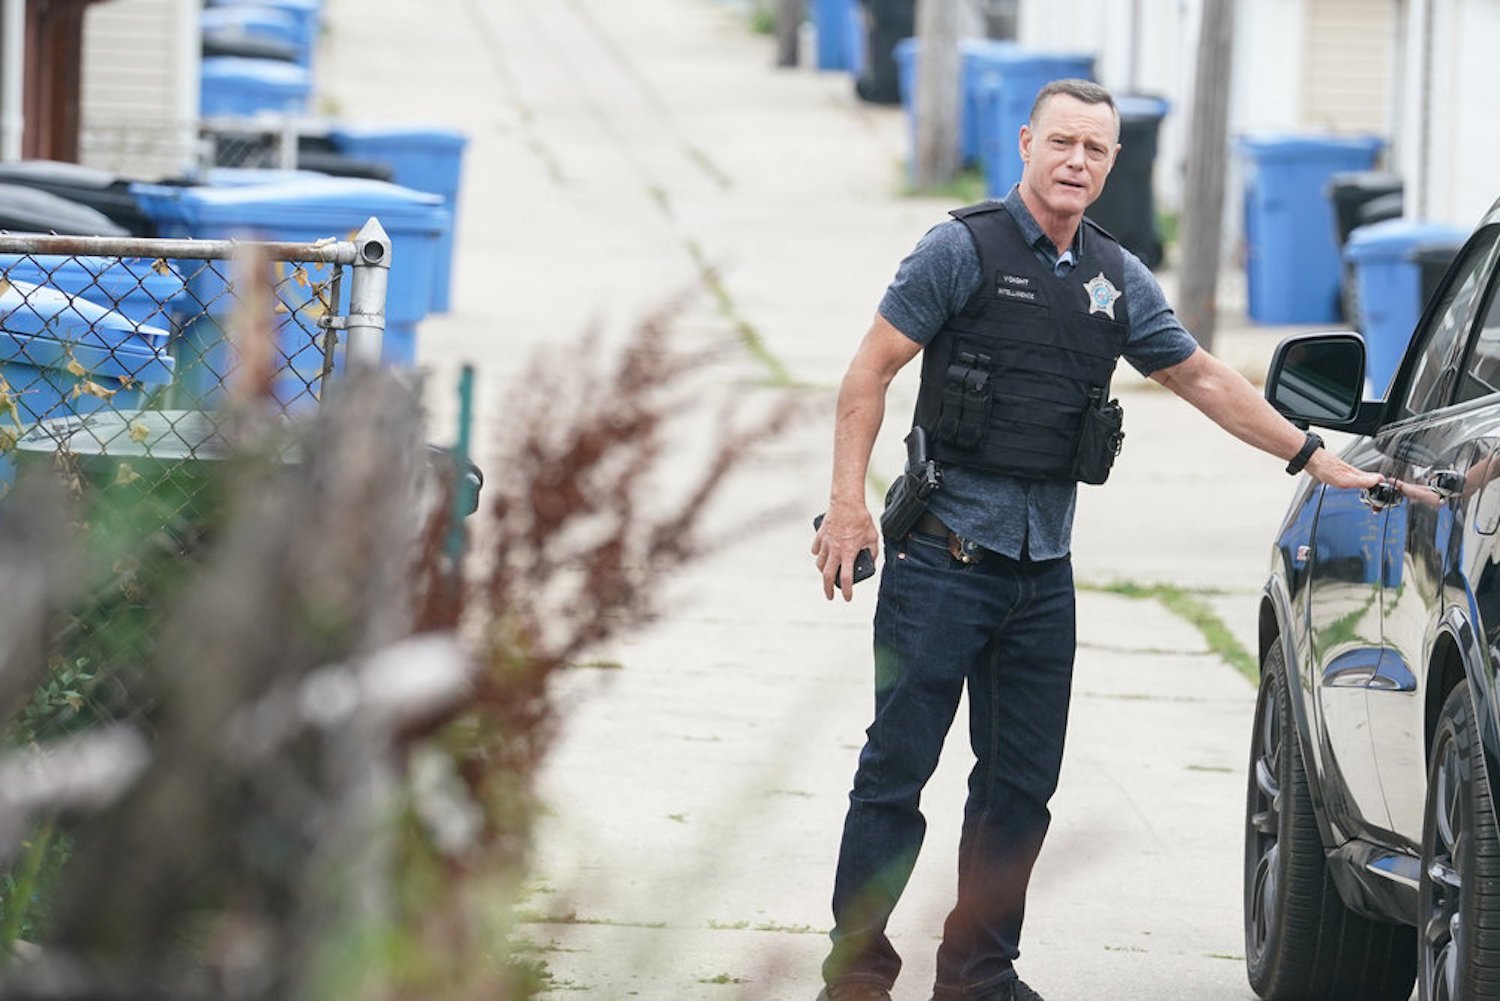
[1065,142,1086,167]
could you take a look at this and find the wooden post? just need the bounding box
[774,0,801,68]
[1178,0,1236,352]
[912,0,961,190]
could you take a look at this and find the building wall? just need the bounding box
[1408,0,1500,227]
[78,0,199,179]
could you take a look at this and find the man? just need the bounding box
[808,79,1378,1001]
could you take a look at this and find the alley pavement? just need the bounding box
[315,2,1340,998]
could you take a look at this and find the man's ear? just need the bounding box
[1019,124,1032,164]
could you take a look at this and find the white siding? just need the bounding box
[1421,0,1500,226]
[1298,0,1392,134]
[78,0,199,179]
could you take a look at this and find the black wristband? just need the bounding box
[1286,431,1324,475]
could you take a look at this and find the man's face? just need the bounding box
[1019,94,1120,219]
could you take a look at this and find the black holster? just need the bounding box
[880,427,943,540]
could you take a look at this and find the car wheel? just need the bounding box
[1420,685,1500,1001]
[1244,643,1416,1000]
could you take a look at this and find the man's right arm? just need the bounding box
[813,312,924,602]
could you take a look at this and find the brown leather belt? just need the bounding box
[913,512,988,564]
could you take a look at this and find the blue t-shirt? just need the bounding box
[877,186,1198,560]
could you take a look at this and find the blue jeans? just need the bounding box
[822,527,1077,997]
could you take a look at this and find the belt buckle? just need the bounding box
[947,533,983,564]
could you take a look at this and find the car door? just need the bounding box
[1307,435,1395,837]
[1368,221,1500,848]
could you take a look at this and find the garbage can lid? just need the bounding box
[202,29,301,63]
[1236,133,1385,160]
[200,56,311,89]
[201,167,329,186]
[328,123,469,150]
[1326,170,1404,196]
[139,176,447,232]
[0,281,174,385]
[0,183,129,237]
[0,253,186,304]
[1116,95,1170,120]
[13,409,242,463]
[0,160,122,191]
[0,278,170,347]
[1344,219,1471,263]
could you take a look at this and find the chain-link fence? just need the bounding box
[0,224,391,736]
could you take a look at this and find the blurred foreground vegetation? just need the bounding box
[0,302,790,1000]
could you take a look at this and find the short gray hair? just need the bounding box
[1029,79,1118,127]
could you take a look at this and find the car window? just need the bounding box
[1454,255,1500,406]
[1398,225,1499,419]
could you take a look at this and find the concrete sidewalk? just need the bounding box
[314,2,1328,997]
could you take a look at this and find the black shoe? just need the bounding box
[817,985,894,1001]
[977,979,1045,1001]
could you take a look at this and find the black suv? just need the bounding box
[1246,196,1500,1001]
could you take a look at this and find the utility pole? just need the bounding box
[1178,0,1236,351]
[913,0,961,190]
[774,0,801,68]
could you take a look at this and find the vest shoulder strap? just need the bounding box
[949,200,1006,222]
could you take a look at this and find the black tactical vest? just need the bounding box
[912,202,1131,480]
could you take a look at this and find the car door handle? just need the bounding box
[1427,469,1465,500]
[1361,481,1403,510]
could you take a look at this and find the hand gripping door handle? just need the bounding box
[1360,480,1403,511]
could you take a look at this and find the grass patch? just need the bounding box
[572,659,623,671]
[1084,580,1258,683]
[685,239,795,388]
[700,972,750,984]
[901,165,988,203]
[518,911,668,930]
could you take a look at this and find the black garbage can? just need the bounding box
[1336,187,1405,323]
[1412,240,1466,314]
[854,0,914,105]
[0,161,154,236]
[0,183,130,237]
[1327,171,1404,248]
[1088,95,1169,269]
[202,28,301,63]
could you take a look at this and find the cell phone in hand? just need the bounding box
[812,513,877,587]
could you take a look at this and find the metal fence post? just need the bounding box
[345,217,391,368]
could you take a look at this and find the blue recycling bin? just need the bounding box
[814,0,857,70]
[0,254,187,328]
[326,124,468,313]
[894,39,1025,170]
[204,0,322,71]
[199,6,302,55]
[1344,219,1469,396]
[200,57,311,118]
[0,280,175,481]
[976,49,1096,197]
[1237,134,1384,325]
[131,176,448,403]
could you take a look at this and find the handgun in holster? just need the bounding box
[880,426,943,541]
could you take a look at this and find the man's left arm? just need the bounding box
[1149,347,1383,490]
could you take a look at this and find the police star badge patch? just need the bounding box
[1083,272,1121,319]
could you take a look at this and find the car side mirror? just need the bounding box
[1264,331,1369,429]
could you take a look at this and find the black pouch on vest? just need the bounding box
[1071,387,1125,485]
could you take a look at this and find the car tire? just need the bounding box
[1244,643,1417,1000]
[1420,685,1500,1001]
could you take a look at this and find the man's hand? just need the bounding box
[813,503,881,602]
[1303,447,1383,490]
